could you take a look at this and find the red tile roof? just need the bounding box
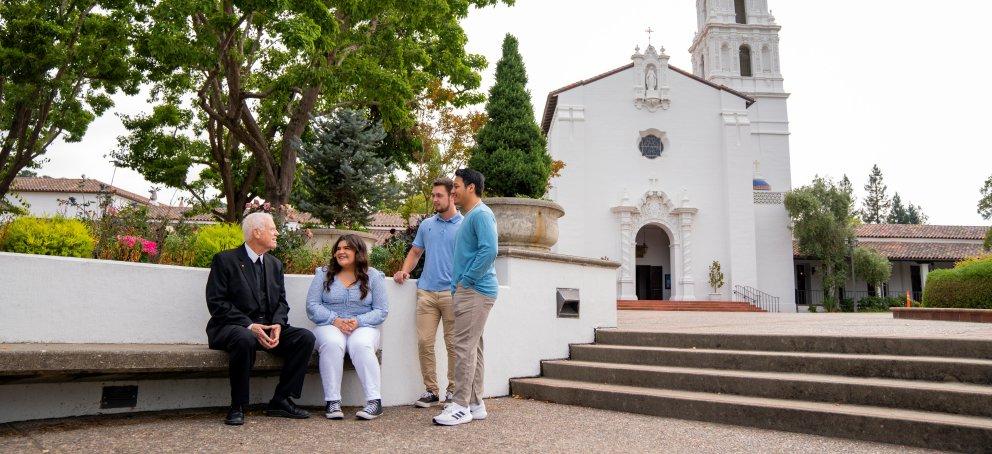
[856,240,985,261]
[793,224,989,261]
[540,63,755,135]
[11,177,151,205]
[854,224,988,240]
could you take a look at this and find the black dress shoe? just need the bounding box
[264,397,310,419]
[224,406,245,425]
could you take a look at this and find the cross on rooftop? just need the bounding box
[646,27,654,46]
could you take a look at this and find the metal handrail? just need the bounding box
[732,284,780,312]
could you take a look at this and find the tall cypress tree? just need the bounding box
[468,34,552,198]
[861,164,891,224]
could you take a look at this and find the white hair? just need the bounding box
[242,212,274,242]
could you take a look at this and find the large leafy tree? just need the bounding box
[402,79,486,219]
[785,177,857,304]
[113,104,260,221]
[979,175,992,220]
[0,1,144,209]
[468,34,551,198]
[853,246,892,296]
[294,109,400,228]
[130,0,507,212]
[860,164,891,224]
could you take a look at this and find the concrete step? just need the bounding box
[594,330,992,359]
[617,301,766,312]
[541,360,992,417]
[569,344,992,385]
[510,377,992,453]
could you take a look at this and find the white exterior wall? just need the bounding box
[548,67,754,301]
[754,201,795,309]
[0,251,617,422]
[6,191,140,218]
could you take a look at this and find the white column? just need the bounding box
[673,207,698,301]
[612,205,640,301]
[920,263,930,291]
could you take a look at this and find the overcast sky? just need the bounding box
[37,0,991,225]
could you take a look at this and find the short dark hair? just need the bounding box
[455,168,484,197]
[432,177,454,194]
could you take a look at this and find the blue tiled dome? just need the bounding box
[753,178,771,191]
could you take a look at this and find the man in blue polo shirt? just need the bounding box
[394,177,463,408]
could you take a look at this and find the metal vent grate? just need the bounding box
[556,288,580,318]
[101,386,138,409]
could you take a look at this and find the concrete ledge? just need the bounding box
[497,247,620,269]
[0,344,373,385]
[893,307,992,323]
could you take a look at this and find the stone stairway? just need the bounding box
[510,330,992,452]
[617,300,765,312]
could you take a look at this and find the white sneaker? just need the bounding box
[470,401,487,420]
[432,403,473,426]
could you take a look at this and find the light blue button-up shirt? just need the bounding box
[305,268,389,327]
[412,212,463,292]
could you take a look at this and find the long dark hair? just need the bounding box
[324,234,370,299]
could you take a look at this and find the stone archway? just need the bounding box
[613,188,698,301]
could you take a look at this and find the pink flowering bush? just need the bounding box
[114,234,159,262]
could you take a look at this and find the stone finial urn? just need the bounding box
[483,197,564,251]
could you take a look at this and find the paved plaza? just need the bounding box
[0,397,936,454]
[2,312,984,453]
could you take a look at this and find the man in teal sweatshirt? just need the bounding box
[432,168,498,426]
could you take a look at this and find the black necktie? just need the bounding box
[254,257,264,295]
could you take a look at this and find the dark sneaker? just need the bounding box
[356,399,383,420]
[415,391,440,408]
[325,400,343,420]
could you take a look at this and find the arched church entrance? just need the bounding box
[635,224,673,300]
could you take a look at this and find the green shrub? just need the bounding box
[0,217,95,258]
[192,223,244,268]
[855,296,902,312]
[369,240,407,276]
[282,246,331,275]
[923,260,992,309]
[159,229,197,267]
[822,298,840,313]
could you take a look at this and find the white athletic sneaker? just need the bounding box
[470,401,487,420]
[432,403,473,426]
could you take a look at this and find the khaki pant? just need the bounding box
[452,285,495,407]
[416,289,456,395]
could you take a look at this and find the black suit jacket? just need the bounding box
[205,244,291,347]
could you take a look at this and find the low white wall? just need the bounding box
[0,251,617,422]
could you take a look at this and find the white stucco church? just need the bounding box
[545,0,796,310]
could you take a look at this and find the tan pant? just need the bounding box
[416,289,456,395]
[452,285,495,407]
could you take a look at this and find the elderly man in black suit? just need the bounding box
[206,211,316,425]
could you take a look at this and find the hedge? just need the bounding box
[192,223,244,268]
[922,260,992,309]
[0,217,94,258]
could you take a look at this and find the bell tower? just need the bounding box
[689,0,784,95]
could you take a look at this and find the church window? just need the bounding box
[735,0,747,24]
[739,45,753,77]
[639,135,664,159]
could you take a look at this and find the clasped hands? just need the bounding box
[332,317,359,334]
[249,323,281,349]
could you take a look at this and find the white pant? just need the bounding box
[313,325,382,402]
